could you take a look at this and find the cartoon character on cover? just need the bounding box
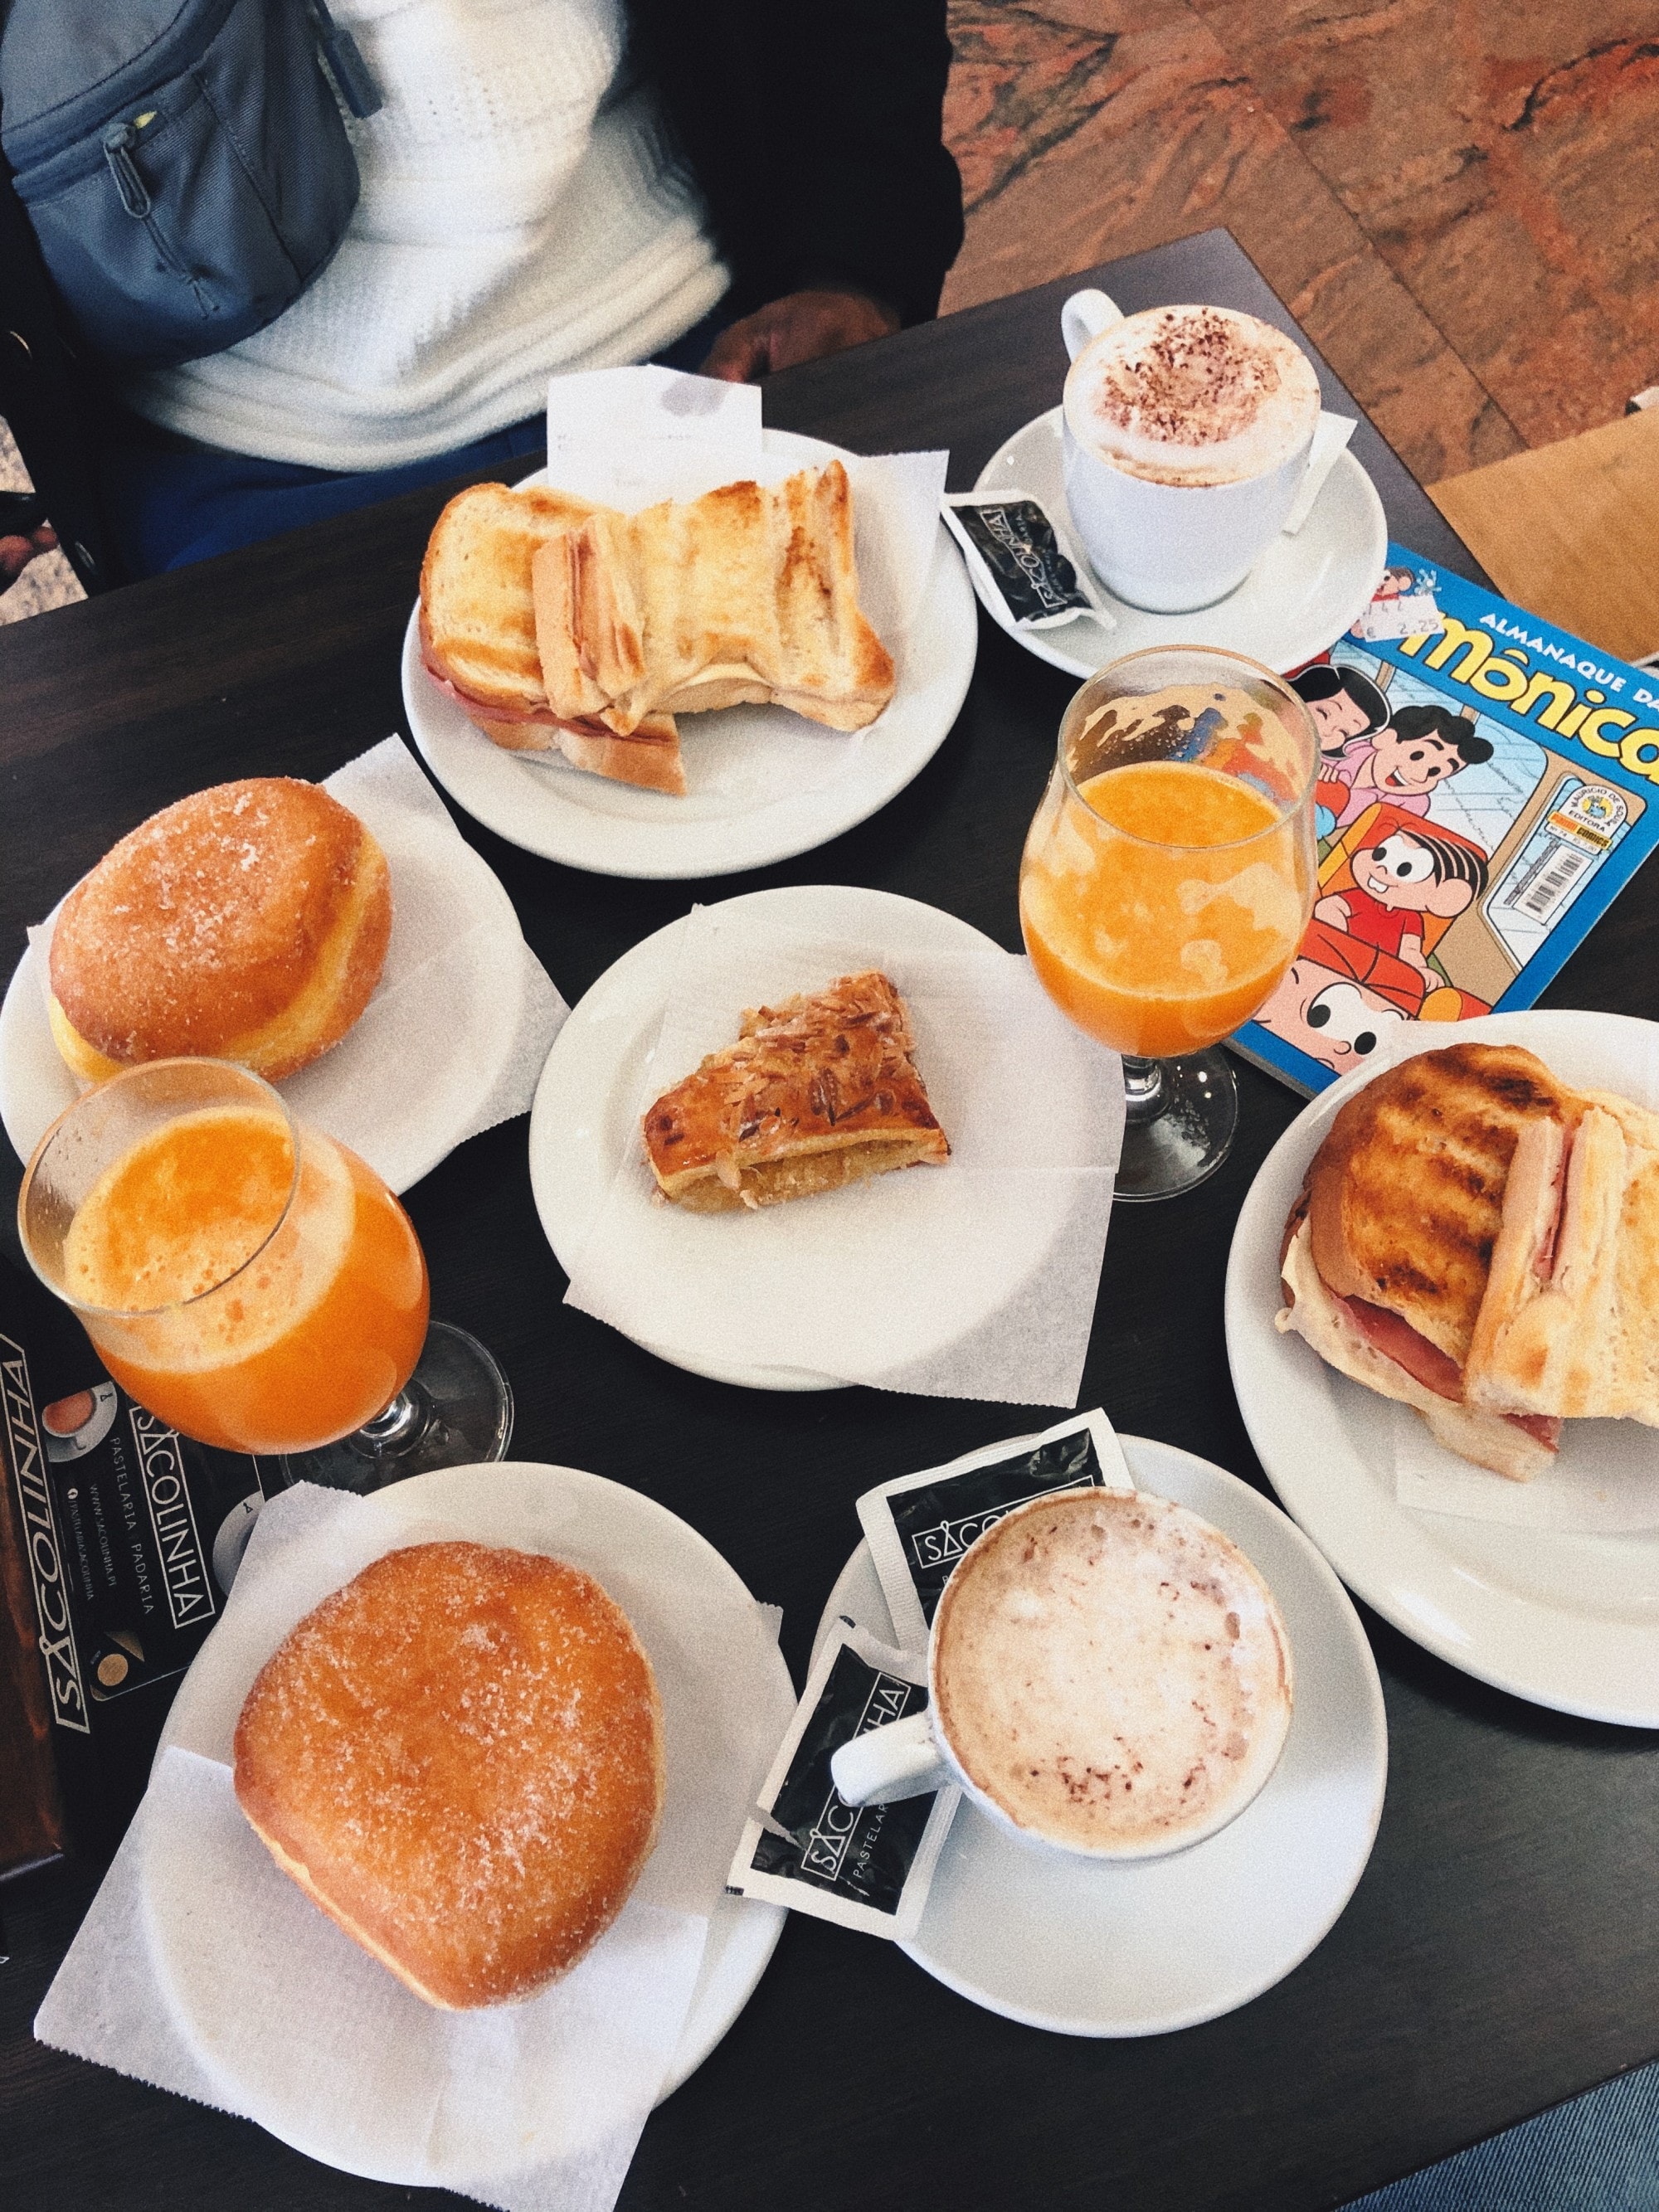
[1292,661,1392,764]
[1370,564,1418,604]
[1315,823,1490,975]
[1329,702,1492,831]
[1293,661,1395,838]
[1254,918,1416,1073]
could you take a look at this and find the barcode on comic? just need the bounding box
[1519,843,1594,920]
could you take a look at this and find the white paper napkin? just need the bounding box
[36,1482,786,2211]
[563,907,1125,1406]
[29,737,567,1193]
[1282,412,1358,536]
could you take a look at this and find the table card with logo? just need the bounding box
[855,1410,1134,1653]
[726,1621,959,1942]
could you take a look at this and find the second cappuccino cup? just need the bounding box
[1060,291,1322,615]
[830,1487,1294,1862]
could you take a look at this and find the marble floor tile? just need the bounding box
[1185,0,1659,448]
[942,1,1523,483]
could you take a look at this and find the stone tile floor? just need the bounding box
[5,2,1655,622]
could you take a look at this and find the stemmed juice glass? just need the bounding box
[1019,645,1318,1201]
[17,1059,512,1482]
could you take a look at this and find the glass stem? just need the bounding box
[1121,1054,1168,1127]
[353,1380,431,1455]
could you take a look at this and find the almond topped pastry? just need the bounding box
[642,971,950,1213]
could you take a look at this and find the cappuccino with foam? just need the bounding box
[932,1489,1292,1855]
[1067,305,1321,489]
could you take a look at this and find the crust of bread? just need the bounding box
[1466,1106,1659,1422]
[419,482,601,717]
[1277,1221,1554,1481]
[49,780,392,1081]
[233,1542,664,2009]
[643,971,948,1211]
[1305,1043,1577,1366]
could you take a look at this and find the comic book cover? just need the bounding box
[1233,541,1659,1095]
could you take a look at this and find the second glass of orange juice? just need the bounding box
[1020,645,1317,1200]
[18,1059,512,1480]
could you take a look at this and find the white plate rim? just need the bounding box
[971,406,1388,678]
[0,819,526,1198]
[152,1459,793,2130]
[527,882,1037,1393]
[1225,1009,1659,1726]
[401,431,978,880]
[812,1433,1388,2037]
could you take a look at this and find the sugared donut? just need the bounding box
[232,1541,664,2010]
[48,777,392,1083]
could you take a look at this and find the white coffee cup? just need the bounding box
[830,1487,1293,1862]
[1060,290,1321,615]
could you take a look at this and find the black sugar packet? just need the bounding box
[857,1409,1132,1652]
[725,1621,958,1941]
[0,1244,280,1881]
[941,492,1107,630]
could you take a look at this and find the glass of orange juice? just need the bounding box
[17,1058,512,1482]
[1020,645,1317,1201]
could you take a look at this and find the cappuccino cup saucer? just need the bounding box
[969,408,1387,680]
[813,1433,1386,2037]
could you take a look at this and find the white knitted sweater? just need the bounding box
[123,0,727,470]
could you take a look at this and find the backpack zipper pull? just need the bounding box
[309,1,384,119]
[102,123,152,219]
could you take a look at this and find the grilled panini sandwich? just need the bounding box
[418,483,686,795]
[642,971,949,1213]
[1277,1043,1579,1480]
[532,462,896,741]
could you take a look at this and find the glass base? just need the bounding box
[1114,1051,1238,1203]
[266,1322,514,1493]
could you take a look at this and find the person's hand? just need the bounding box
[0,521,56,594]
[701,289,900,382]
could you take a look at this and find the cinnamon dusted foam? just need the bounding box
[1066,306,1321,489]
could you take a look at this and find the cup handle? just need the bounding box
[1061,289,1125,362]
[830,1710,950,1806]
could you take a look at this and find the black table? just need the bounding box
[4,227,1658,2212]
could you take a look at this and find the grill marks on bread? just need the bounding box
[1305,1044,1576,1367]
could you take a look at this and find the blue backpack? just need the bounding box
[0,0,381,368]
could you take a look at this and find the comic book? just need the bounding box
[1233,541,1659,1096]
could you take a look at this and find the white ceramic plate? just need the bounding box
[401,430,977,880]
[971,407,1388,678]
[528,882,1107,1393]
[0,810,527,1197]
[153,1461,795,2127]
[812,1433,1385,2036]
[1226,1009,1659,1726]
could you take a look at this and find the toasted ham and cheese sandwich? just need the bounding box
[532,462,896,741]
[1277,1043,1579,1480]
[418,483,686,795]
[642,971,949,1213]
[1464,1087,1659,1425]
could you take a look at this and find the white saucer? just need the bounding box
[814,1434,1386,2037]
[1227,1009,1659,1726]
[527,882,1113,1393]
[402,430,977,880]
[153,1461,796,2131]
[972,407,1388,678]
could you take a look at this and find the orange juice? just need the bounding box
[64,1106,429,1453]
[1020,759,1306,1057]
